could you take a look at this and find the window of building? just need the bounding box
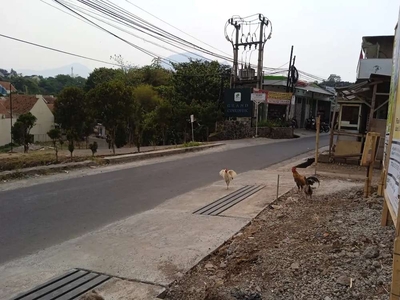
[340,105,360,127]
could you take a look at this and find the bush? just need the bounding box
[89,141,98,157]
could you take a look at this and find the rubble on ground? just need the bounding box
[164,180,394,300]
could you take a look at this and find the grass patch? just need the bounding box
[0,151,90,172]
[180,141,203,148]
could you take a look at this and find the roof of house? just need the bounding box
[43,95,56,104]
[3,95,39,115]
[47,104,54,112]
[295,83,334,96]
[0,81,17,92]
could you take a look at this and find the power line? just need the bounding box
[124,0,232,58]
[0,33,123,68]
[56,0,282,72]
[52,0,206,62]
[53,0,176,67]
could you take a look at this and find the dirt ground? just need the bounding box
[164,178,394,300]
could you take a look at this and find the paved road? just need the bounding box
[0,136,329,264]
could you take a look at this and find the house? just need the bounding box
[0,95,55,146]
[262,75,334,127]
[43,95,56,113]
[330,35,394,163]
[0,81,17,95]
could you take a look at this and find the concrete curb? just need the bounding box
[0,143,224,180]
[0,160,96,179]
[103,143,225,164]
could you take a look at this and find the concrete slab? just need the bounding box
[0,148,328,300]
[0,208,248,299]
[91,278,164,300]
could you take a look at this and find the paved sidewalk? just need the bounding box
[0,149,319,300]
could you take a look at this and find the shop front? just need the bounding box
[266,91,292,121]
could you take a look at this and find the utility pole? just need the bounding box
[286,46,294,93]
[9,83,13,152]
[290,55,296,92]
[257,14,266,90]
[231,20,241,88]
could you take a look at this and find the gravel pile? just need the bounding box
[164,182,394,300]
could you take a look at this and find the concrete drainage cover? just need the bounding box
[11,269,110,300]
[193,185,265,216]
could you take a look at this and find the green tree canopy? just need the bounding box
[11,112,37,153]
[84,67,124,91]
[171,59,230,105]
[87,80,133,153]
[54,86,92,140]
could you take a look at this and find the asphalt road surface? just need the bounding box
[0,136,329,264]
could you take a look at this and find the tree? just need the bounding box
[115,125,128,148]
[66,130,76,158]
[38,75,86,95]
[89,141,98,157]
[327,74,341,83]
[47,128,62,162]
[87,80,133,154]
[11,76,41,94]
[11,113,37,153]
[54,87,93,145]
[85,68,124,91]
[130,84,161,152]
[171,59,230,105]
[146,99,173,145]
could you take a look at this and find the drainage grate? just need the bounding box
[11,269,110,300]
[193,185,265,216]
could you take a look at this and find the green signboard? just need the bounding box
[224,88,253,117]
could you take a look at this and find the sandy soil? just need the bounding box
[164,178,394,300]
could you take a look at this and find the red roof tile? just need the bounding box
[47,103,54,112]
[3,95,38,115]
[43,95,56,104]
[0,81,17,92]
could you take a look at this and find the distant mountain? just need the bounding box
[17,63,92,78]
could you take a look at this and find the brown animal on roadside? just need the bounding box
[79,290,105,300]
[291,166,320,198]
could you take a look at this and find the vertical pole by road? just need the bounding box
[9,83,13,152]
[290,55,296,93]
[286,46,294,93]
[315,115,321,175]
[232,21,240,89]
[257,15,265,90]
[255,103,259,137]
[190,114,194,142]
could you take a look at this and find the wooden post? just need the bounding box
[361,133,379,198]
[381,200,391,226]
[315,115,321,175]
[276,174,280,199]
[367,135,377,196]
[329,101,337,158]
[391,202,400,299]
[367,84,378,131]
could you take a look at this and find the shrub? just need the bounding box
[89,141,98,157]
